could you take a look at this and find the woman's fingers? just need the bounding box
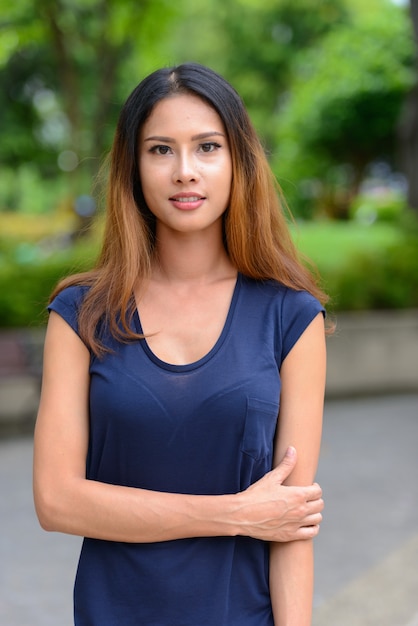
[235,464,325,542]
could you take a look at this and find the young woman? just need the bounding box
[33,63,327,626]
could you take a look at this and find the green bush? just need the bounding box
[321,234,418,311]
[349,190,405,224]
[0,239,97,327]
[0,221,417,328]
[0,261,67,327]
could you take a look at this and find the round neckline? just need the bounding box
[133,273,242,372]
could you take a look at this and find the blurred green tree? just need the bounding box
[169,0,348,150]
[167,0,415,219]
[0,0,176,207]
[272,1,416,218]
[1,0,416,221]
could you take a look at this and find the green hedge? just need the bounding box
[0,240,97,327]
[0,228,417,328]
[321,234,418,311]
[0,261,77,327]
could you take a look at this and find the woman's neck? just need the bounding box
[151,227,235,285]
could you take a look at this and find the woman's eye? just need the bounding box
[199,142,221,153]
[150,145,171,155]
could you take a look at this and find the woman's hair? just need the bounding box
[51,62,329,355]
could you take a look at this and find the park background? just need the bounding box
[0,0,418,327]
[1,0,418,438]
[1,3,418,626]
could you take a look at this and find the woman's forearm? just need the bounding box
[34,475,241,542]
[270,539,314,626]
[34,453,322,544]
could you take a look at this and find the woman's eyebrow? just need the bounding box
[191,131,225,141]
[143,135,175,143]
[143,131,225,143]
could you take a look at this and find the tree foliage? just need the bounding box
[0,0,176,196]
[0,0,416,219]
[165,0,416,218]
[273,3,416,217]
[168,0,348,148]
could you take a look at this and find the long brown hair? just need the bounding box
[51,63,329,355]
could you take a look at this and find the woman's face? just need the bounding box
[138,93,232,238]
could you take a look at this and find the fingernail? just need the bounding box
[286,446,296,457]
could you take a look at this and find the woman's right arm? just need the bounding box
[33,312,323,544]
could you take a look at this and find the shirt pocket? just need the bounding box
[241,397,279,461]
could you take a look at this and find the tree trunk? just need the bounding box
[39,0,81,155]
[398,0,418,212]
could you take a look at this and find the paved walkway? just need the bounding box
[0,394,417,625]
[312,394,418,625]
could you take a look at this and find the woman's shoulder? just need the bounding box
[47,284,91,337]
[239,274,325,362]
[49,284,90,311]
[240,274,323,310]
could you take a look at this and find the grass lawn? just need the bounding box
[0,212,416,324]
[291,220,402,272]
[0,212,405,287]
[0,211,402,269]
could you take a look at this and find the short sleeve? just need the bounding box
[47,285,89,341]
[278,288,325,363]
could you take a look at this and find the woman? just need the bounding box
[33,63,327,625]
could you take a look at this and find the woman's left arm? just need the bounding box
[270,312,326,626]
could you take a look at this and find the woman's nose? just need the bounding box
[172,153,199,183]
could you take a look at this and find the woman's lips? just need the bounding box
[169,194,206,210]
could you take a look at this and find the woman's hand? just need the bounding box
[233,446,323,542]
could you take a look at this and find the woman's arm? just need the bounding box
[269,312,326,626]
[33,312,324,544]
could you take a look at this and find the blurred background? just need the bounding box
[0,0,418,323]
[0,0,418,624]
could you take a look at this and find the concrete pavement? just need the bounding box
[313,393,418,625]
[0,393,417,625]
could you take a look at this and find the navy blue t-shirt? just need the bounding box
[48,273,324,626]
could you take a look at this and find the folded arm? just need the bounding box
[34,311,324,545]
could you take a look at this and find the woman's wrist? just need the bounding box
[181,492,242,539]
